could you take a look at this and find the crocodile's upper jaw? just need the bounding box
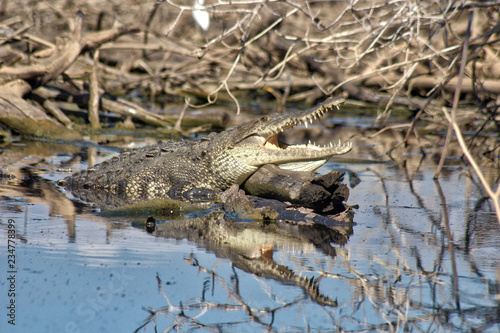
[229,96,352,172]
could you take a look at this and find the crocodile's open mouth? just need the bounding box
[263,134,286,149]
[233,96,352,172]
[257,133,351,172]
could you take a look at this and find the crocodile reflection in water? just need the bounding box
[147,212,353,307]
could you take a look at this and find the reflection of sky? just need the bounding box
[0,155,499,332]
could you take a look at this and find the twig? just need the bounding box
[435,11,473,178]
[88,49,101,129]
[174,98,189,132]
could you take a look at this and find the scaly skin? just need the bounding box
[62,97,352,201]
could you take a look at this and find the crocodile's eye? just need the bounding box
[260,116,269,122]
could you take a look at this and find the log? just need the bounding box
[243,164,349,215]
[101,97,173,127]
[163,108,231,129]
[221,184,279,221]
[34,86,174,128]
[243,164,315,202]
[0,80,82,140]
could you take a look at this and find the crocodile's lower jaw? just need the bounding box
[276,160,328,172]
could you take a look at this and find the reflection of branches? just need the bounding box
[342,158,498,332]
[136,254,304,332]
[434,179,460,308]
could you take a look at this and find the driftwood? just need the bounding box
[0,80,82,140]
[0,10,214,137]
[163,108,231,129]
[244,164,349,215]
[220,181,354,226]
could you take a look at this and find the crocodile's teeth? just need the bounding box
[304,122,308,128]
[309,118,313,124]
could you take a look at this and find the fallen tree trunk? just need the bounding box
[0,80,82,141]
[244,164,349,215]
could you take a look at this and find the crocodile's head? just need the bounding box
[225,96,352,172]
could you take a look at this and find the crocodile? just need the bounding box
[62,96,352,202]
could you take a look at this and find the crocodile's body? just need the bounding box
[63,97,351,202]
